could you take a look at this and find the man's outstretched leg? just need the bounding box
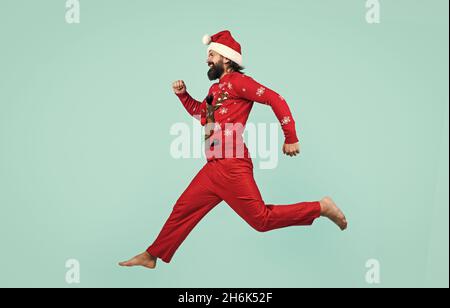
[210,158,347,232]
[119,163,222,269]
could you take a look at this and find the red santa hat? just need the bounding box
[202,30,243,67]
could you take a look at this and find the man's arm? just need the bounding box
[172,80,203,120]
[233,75,300,156]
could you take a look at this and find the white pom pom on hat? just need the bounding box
[202,34,212,45]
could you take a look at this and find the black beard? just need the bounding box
[207,62,224,81]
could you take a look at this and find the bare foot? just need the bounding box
[320,196,348,231]
[119,252,157,269]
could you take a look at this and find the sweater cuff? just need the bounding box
[283,123,299,144]
[176,92,189,99]
[285,135,299,144]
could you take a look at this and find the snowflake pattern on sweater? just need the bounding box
[219,107,228,115]
[256,87,266,97]
[281,116,291,126]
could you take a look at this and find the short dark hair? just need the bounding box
[228,60,245,74]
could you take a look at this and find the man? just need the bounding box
[120,30,347,269]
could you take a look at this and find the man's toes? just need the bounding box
[119,259,135,267]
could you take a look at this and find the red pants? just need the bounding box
[147,158,321,263]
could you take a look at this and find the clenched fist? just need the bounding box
[283,142,300,157]
[172,80,187,95]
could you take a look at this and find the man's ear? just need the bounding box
[223,57,231,64]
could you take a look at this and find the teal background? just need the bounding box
[0,0,448,288]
